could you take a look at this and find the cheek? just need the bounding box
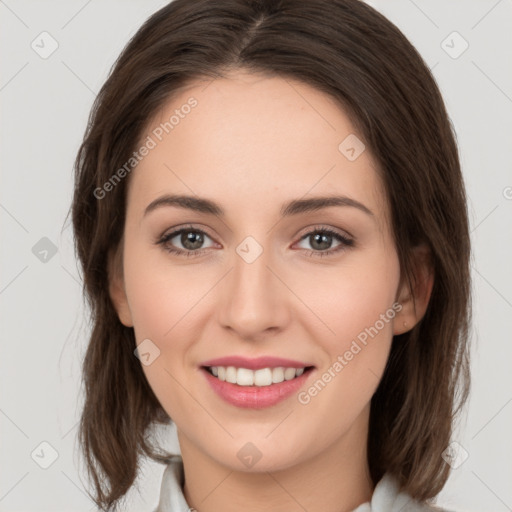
[295,249,400,349]
[122,245,215,409]
[293,249,400,408]
[122,250,204,420]
[123,241,210,340]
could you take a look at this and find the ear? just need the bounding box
[393,244,434,335]
[107,244,134,328]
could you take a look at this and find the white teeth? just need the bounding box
[254,368,272,386]
[208,366,308,386]
[284,367,297,381]
[272,367,284,384]
[226,366,237,383]
[236,368,254,386]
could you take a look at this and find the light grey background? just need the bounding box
[1,0,511,510]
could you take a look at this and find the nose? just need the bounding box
[216,243,291,341]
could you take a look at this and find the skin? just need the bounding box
[109,70,434,512]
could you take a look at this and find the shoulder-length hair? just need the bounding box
[69,0,471,510]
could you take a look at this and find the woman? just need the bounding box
[70,0,471,510]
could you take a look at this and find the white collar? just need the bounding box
[154,454,446,512]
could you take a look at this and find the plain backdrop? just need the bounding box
[1,0,511,511]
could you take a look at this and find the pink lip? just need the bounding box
[200,355,314,370]
[201,366,315,409]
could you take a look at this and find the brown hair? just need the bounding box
[68,0,471,510]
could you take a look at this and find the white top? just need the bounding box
[154,454,452,512]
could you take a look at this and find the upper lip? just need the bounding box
[200,356,315,370]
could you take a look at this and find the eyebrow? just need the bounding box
[143,194,374,218]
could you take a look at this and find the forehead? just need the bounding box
[128,70,389,230]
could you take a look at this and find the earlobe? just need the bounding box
[107,246,134,328]
[393,244,434,335]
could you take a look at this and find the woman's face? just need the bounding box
[110,70,414,472]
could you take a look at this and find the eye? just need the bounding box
[155,224,354,259]
[156,225,216,257]
[294,226,354,258]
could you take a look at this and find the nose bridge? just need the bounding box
[217,235,289,338]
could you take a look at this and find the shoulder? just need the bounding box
[352,473,457,512]
[154,455,192,512]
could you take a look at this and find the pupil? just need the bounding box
[182,231,203,250]
[312,233,331,250]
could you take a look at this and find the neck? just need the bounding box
[177,406,374,512]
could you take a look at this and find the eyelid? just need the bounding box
[158,223,216,241]
[292,225,354,258]
[295,223,353,241]
[157,223,352,243]
[156,223,354,257]
[154,224,219,251]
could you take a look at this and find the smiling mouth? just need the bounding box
[201,365,315,387]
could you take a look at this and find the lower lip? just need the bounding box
[201,367,315,409]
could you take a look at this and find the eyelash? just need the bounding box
[156,224,354,259]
